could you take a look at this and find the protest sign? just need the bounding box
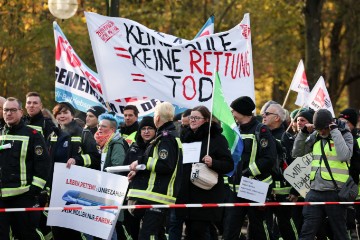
[237,177,269,203]
[182,142,202,164]
[47,163,128,239]
[283,153,312,198]
[85,12,255,109]
[53,22,187,120]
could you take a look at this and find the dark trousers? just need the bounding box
[168,209,185,240]
[186,220,211,240]
[300,190,349,240]
[223,192,270,240]
[0,193,41,240]
[133,208,168,240]
[271,195,298,240]
[52,226,83,240]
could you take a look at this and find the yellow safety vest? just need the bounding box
[230,133,273,192]
[128,138,182,204]
[311,139,349,185]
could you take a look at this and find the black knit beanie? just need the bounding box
[339,108,358,127]
[139,116,156,130]
[87,106,106,119]
[313,109,333,130]
[298,109,314,124]
[230,96,255,116]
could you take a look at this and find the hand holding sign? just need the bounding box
[0,143,11,151]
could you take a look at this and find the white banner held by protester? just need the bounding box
[54,22,188,120]
[307,76,335,117]
[237,177,269,203]
[283,153,312,198]
[289,60,310,107]
[85,12,255,109]
[47,163,128,240]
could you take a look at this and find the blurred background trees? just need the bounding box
[0,0,359,114]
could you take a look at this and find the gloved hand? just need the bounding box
[242,168,252,177]
[29,185,42,197]
[336,119,346,131]
[329,121,338,131]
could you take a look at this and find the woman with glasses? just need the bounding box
[123,116,157,240]
[48,102,100,240]
[173,105,233,240]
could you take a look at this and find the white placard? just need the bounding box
[182,142,202,164]
[47,163,129,240]
[237,177,269,203]
[283,153,312,198]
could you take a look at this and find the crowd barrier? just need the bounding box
[1,201,359,213]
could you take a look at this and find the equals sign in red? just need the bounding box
[131,73,146,82]
[114,47,131,59]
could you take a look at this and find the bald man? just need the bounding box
[0,96,6,128]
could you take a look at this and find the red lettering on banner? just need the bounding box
[189,50,202,74]
[203,52,212,76]
[182,76,197,100]
[56,36,81,68]
[189,50,251,80]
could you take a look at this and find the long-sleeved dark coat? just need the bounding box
[176,122,233,222]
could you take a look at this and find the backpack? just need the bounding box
[254,123,287,178]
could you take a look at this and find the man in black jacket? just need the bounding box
[0,97,50,240]
[24,92,55,141]
[223,96,277,240]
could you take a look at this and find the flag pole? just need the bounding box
[206,72,217,156]
[282,88,291,108]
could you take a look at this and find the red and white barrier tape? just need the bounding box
[1,202,360,213]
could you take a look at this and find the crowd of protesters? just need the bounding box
[0,92,359,240]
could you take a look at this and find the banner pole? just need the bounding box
[282,88,291,108]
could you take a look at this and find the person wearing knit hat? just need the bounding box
[230,96,255,118]
[339,108,358,130]
[296,109,314,133]
[86,106,107,135]
[292,108,353,239]
[226,97,277,239]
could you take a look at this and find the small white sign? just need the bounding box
[283,153,312,198]
[237,177,269,203]
[182,142,202,164]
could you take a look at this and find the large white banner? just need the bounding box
[47,163,128,239]
[85,12,255,109]
[54,22,187,120]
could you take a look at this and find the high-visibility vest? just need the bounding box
[125,131,137,145]
[127,138,182,204]
[0,135,46,197]
[230,133,273,192]
[311,139,349,185]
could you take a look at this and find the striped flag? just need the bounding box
[212,72,243,176]
[194,15,215,38]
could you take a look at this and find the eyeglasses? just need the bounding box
[141,127,155,132]
[263,112,278,116]
[188,116,205,121]
[3,108,20,113]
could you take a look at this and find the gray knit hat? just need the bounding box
[313,109,333,130]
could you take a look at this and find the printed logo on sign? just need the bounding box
[314,88,326,107]
[96,21,119,43]
[239,24,251,39]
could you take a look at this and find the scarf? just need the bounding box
[95,131,114,149]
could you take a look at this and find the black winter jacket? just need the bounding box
[176,122,233,222]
